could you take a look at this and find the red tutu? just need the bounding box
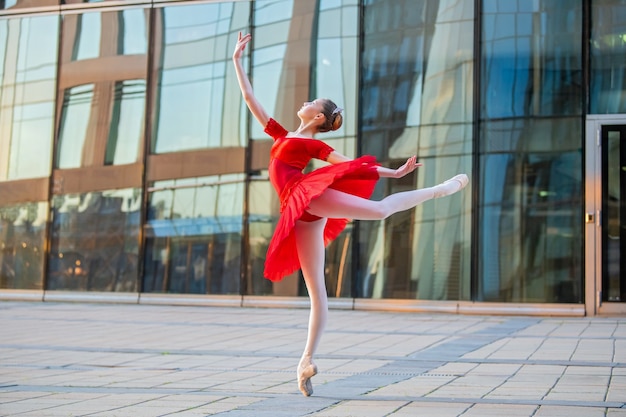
[264,155,380,282]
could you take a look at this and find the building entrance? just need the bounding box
[586,116,626,315]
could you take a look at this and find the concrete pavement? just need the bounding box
[0,301,625,416]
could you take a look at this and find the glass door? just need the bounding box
[585,116,626,315]
[602,125,626,304]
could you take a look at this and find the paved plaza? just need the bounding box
[0,301,625,416]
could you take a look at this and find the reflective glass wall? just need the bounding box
[590,0,626,114]
[359,0,473,300]
[0,12,58,290]
[478,0,583,302]
[2,0,625,307]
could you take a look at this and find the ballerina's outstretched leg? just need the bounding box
[306,174,468,220]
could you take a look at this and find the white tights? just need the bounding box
[293,178,465,375]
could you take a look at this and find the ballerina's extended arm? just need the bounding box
[233,32,270,128]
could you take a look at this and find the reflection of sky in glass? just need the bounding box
[108,81,146,165]
[320,0,344,11]
[254,0,293,24]
[155,63,223,152]
[250,44,287,139]
[315,38,346,139]
[1,15,58,180]
[153,2,244,153]
[164,2,233,40]
[123,9,147,54]
[0,23,6,78]
[16,17,57,83]
[57,85,93,169]
[9,103,54,178]
[149,175,244,221]
[74,12,100,60]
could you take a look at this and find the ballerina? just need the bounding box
[233,32,468,397]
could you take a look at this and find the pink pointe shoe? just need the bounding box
[433,174,469,198]
[297,360,318,397]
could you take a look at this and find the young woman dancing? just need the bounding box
[233,32,468,397]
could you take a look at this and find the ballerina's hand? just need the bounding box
[233,32,252,60]
[395,156,421,178]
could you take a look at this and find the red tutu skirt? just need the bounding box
[264,155,380,282]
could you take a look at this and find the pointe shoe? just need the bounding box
[297,362,318,397]
[433,174,469,198]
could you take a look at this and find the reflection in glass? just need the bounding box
[590,0,626,114]
[56,9,147,168]
[105,80,146,165]
[249,44,288,140]
[0,15,58,181]
[73,12,101,61]
[48,189,141,291]
[479,0,583,303]
[247,174,277,295]
[359,0,473,300]
[151,2,250,153]
[57,84,93,168]
[0,202,47,289]
[1,0,57,10]
[143,175,244,295]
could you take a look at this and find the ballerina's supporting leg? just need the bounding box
[294,218,328,397]
[307,174,468,221]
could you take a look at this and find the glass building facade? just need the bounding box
[1,0,625,315]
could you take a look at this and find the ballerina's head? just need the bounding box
[297,98,343,133]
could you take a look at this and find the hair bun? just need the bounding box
[331,112,343,131]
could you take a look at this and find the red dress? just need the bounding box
[263,118,380,282]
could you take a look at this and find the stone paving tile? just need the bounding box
[312,399,409,417]
[387,402,471,417]
[455,403,538,416]
[532,405,609,417]
[1,301,625,417]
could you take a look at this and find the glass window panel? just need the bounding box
[47,189,141,292]
[151,2,249,153]
[122,9,147,55]
[0,15,58,181]
[1,0,57,10]
[0,202,47,290]
[74,12,100,61]
[249,44,288,140]
[105,80,146,165]
[143,175,243,295]
[359,0,473,301]
[247,173,280,295]
[56,9,148,169]
[590,0,626,114]
[482,1,582,120]
[254,0,293,25]
[57,84,94,169]
[478,0,583,303]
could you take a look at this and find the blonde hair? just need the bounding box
[318,99,343,133]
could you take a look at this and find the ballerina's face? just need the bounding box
[297,99,324,121]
